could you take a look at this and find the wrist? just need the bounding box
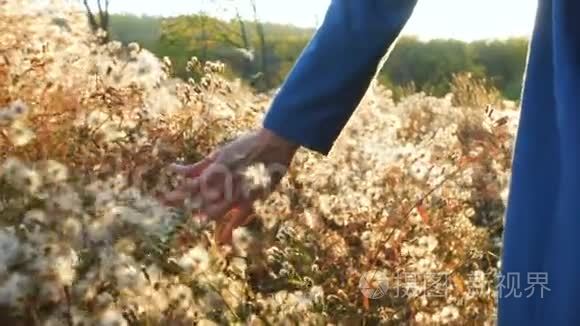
[257,128,299,161]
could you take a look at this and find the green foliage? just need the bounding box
[109,14,163,50]
[109,14,528,99]
[382,37,485,97]
[382,37,528,100]
[469,39,529,100]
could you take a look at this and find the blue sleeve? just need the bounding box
[263,0,418,154]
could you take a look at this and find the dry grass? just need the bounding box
[0,2,519,325]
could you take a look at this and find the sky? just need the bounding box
[109,0,538,41]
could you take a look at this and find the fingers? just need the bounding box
[197,163,233,202]
[164,170,235,219]
[198,171,249,220]
[162,190,187,207]
[164,155,212,207]
[229,202,256,227]
[169,153,216,178]
[163,146,263,245]
[163,169,233,215]
[162,179,200,208]
[215,202,254,245]
[204,200,234,221]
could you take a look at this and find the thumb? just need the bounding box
[169,155,215,178]
[215,203,254,245]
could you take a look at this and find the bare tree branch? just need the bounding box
[81,0,110,42]
[235,9,250,50]
[250,0,270,88]
[82,0,99,32]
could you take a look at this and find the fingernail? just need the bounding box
[169,163,183,170]
[195,213,208,224]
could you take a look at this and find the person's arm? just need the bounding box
[166,0,419,244]
[264,0,418,154]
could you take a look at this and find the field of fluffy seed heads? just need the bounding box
[0,1,519,325]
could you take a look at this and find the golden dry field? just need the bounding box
[0,1,520,325]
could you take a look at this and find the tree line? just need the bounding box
[107,13,528,100]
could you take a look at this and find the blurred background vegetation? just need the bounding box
[106,13,528,101]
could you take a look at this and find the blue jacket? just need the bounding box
[264,0,580,324]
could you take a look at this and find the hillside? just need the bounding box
[109,13,529,100]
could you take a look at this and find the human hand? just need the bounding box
[164,128,298,245]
